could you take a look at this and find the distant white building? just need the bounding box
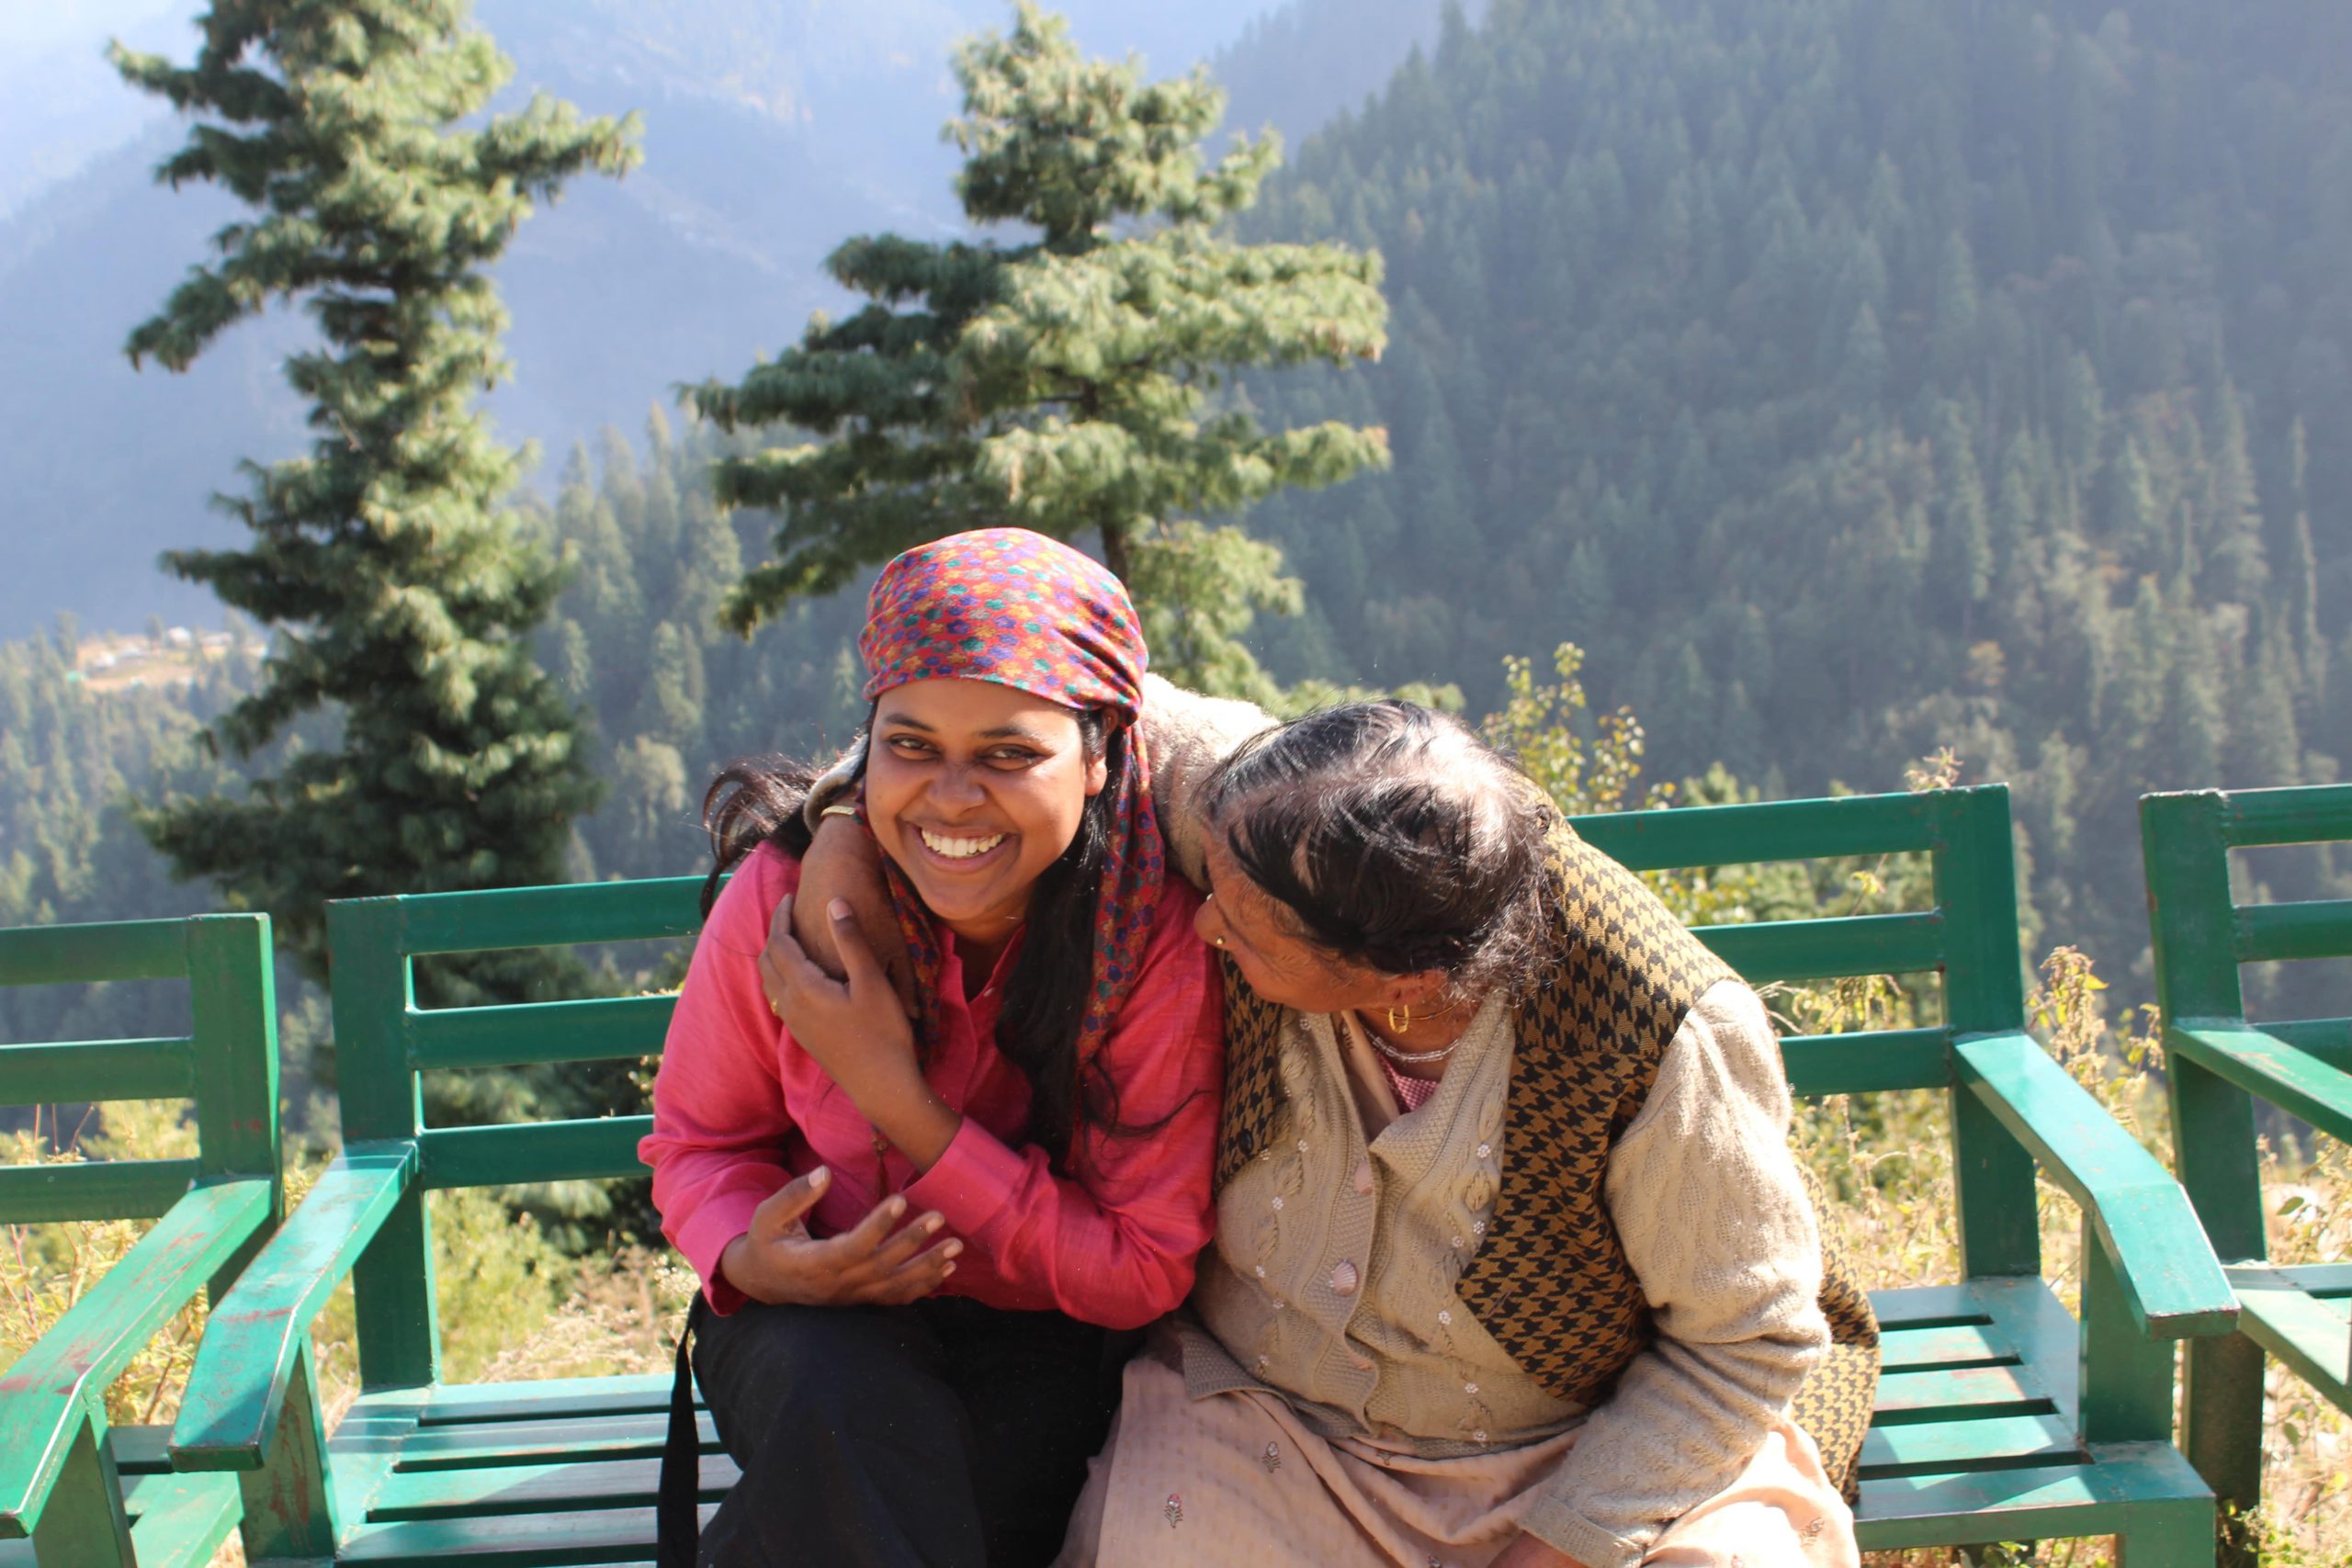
[165,626,195,649]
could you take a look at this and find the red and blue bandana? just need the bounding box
[857,529,1165,1094]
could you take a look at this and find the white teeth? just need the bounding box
[919,829,1005,860]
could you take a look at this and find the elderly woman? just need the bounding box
[791,686,1875,1568]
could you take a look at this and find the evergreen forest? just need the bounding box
[6,0,2351,1050]
[1231,0,2352,997]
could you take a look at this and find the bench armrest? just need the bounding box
[2167,1022,2352,1145]
[171,1142,416,1472]
[1956,1032,2236,1338]
[0,1178,274,1538]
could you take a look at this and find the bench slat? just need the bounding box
[0,920,189,987]
[0,1159,199,1224]
[2259,1017,2352,1070]
[1569,790,1943,869]
[2230,1263,2352,1403]
[1695,911,1943,984]
[1782,1028,1949,1095]
[389,881,707,958]
[1879,1324,2014,1372]
[335,1503,713,1565]
[370,1457,741,1523]
[122,1471,243,1568]
[107,1427,172,1476]
[417,1120,651,1190]
[1855,1441,2211,1548]
[1873,1365,2057,1424]
[409,997,678,1074]
[361,1374,678,1425]
[392,1414,716,1471]
[2235,898,2352,964]
[2221,784,2352,847]
[0,1038,197,1107]
[1860,1414,2082,1478]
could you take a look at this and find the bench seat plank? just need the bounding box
[391,1413,720,1470]
[1860,1414,2083,1478]
[1857,1442,2211,1549]
[1879,1323,2015,1371]
[336,1503,718,1565]
[1874,1365,2058,1422]
[369,1457,741,1522]
[123,1470,244,1568]
[2229,1263,2352,1404]
[375,1374,678,1426]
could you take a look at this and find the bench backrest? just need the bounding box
[2142,784,2352,1260]
[326,785,2030,1385]
[0,914,282,1286]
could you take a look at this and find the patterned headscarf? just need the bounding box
[855,528,1165,1078]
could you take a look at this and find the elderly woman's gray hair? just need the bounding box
[1197,700,1558,1000]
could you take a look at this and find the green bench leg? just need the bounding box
[2181,1332,2265,1568]
[234,1338,341,1563]
[28,1406,135,1568]
[2118,1511,2220,1566]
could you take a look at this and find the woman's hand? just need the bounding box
[718,1166,962,1307]
[1489,1533,1586,1568]
[761,894,963,1168]
[791,814,916,1010]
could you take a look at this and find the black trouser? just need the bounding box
[661,1295,1115,1568]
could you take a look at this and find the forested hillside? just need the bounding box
[1234,0,2352,990]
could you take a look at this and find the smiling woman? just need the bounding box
[865,678,1108,968]
[639,528,1224,1568]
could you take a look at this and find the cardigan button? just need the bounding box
[1238,1128,1257,1156]
[1329,1259,1360,1296]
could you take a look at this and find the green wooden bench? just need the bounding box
[169,785,2232,1564]
[0,914,282,1568]
[2143,784,2352,1564]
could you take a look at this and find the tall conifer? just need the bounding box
[114,2,640,976]
[690,3,1387,694]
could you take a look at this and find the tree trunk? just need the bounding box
[1101,520,1133,584]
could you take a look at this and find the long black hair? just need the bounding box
[698,706,1125,1170]
[1199,700,1555,1000]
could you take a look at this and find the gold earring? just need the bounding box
[1387,1003,1411,1034]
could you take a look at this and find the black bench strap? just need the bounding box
[658,1294,709,1568]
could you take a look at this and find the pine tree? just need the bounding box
[114,2,640,976]
[688,3,1388,696]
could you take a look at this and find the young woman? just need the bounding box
[642,529,1225,1568]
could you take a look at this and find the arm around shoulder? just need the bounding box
[1138,673,1278,887]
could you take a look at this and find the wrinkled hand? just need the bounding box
[718,1167,960,1307]
[793,815,916,1010]
[1490,1534,1584,1568]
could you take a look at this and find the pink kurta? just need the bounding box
[641,840,1225,1329]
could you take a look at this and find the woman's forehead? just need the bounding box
[876,676,1082,734]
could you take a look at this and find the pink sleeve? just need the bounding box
[903,886,1225,1330]
[639,849,798,1314]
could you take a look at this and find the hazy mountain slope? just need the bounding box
[0,0,1442,640]
[0,0,197,223]
[1216,0,1481,149]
